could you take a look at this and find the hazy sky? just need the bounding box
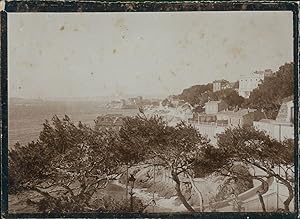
[8,11,293,99]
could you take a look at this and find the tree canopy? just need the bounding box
[216,126,294,212]
[175,83,244,112]
[9,115,122,212]
[176,84,213,107]
[9,113,295,213]
[117,114,221,212]
[213,88,244,109]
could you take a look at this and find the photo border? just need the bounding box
[1,1,299,218]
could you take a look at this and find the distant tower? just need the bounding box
[213,80,222,92]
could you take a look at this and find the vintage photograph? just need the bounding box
[7,11,295,213]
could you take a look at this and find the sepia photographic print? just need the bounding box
[1,1,299,217]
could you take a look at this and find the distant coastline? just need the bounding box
[8,99,139,148]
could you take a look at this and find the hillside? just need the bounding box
[172,62,293,118]
[175,83,213,107]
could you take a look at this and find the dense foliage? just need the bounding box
[118,114,226,212]
[216,127,294,211]
[10,114,220,213]
[9,115,122,212]
[176,84,213,107]
[175,82,244,112]
[213,89,244,109]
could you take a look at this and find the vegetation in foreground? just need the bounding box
[9,112,294,213]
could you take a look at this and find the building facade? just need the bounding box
[216,109,265,127]
[238,69,273,98]
[213,80,231,92]
[192,113,217,124]
[191,121,227,144]
[253,96,294,141]
[238,72,264,98]
[204,101,228,114]
[191,104,264,143]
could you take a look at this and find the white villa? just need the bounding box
[239,69,273,98]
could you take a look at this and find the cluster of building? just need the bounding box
[195,68,292,143]
[106,96,160,109]
[188,100,264,143]
[96,68,293,144]
[188,95,294,144]
[96,95,293,145]
[212,69,274,98]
